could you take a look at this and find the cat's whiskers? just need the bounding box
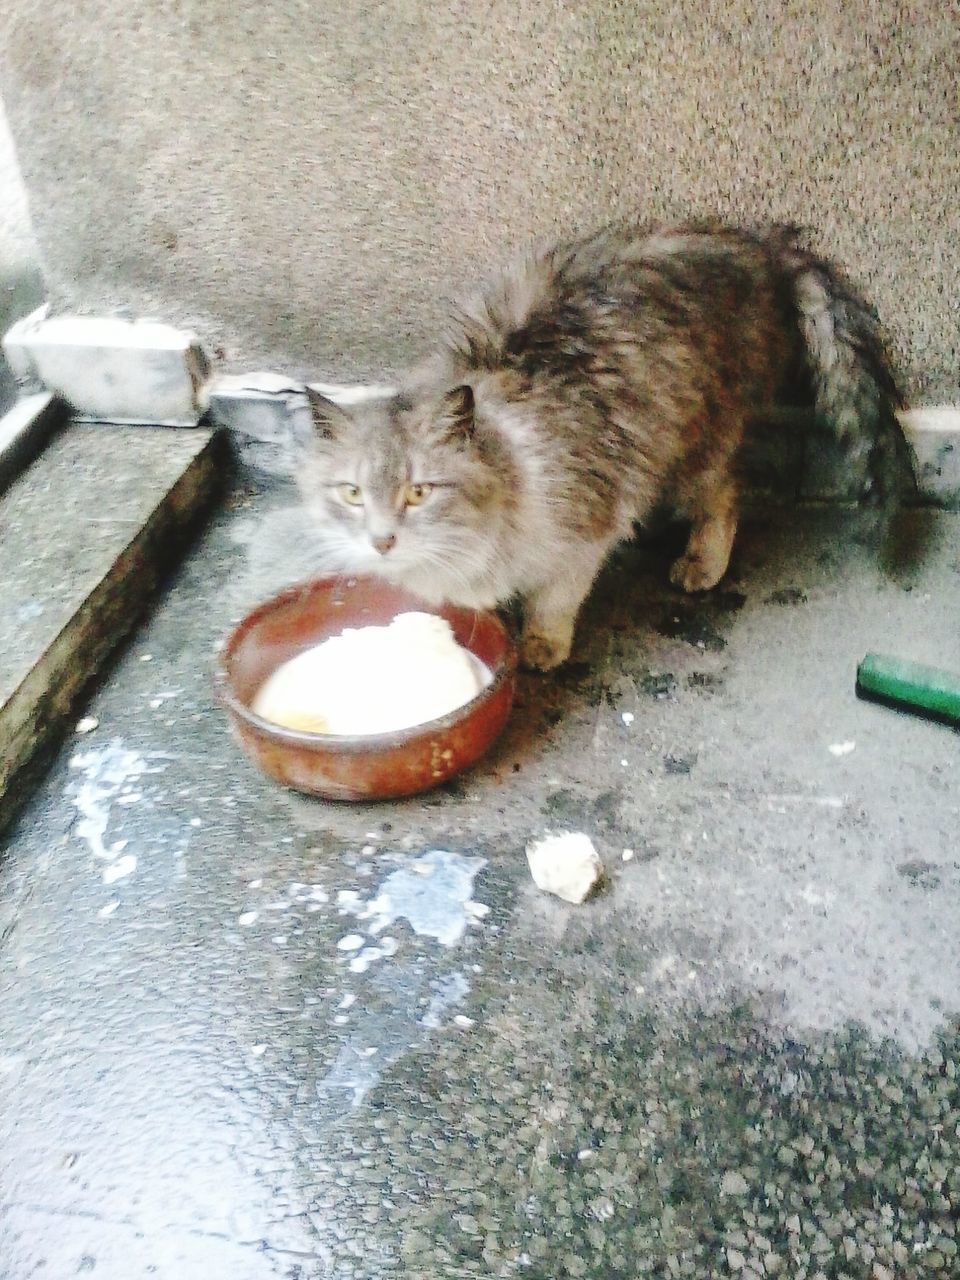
[412,546,481,603]
[309,529,372,578]
[427,534,504,589]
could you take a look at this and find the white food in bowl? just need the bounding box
[252,611,490,736]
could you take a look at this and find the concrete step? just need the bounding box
[0,415,221,832]
[0,391,62,494]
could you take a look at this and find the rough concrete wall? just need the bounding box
[0,99,44,411]
[0,2,956,399]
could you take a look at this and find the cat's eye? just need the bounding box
[335,483,363,506]
[404,482,433,507]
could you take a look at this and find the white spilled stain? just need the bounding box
[286,882,330,908]
[342,850,487,947]
[421,972,471,1029]
[336,934,365,952]
[318,1043,384,1107]
[68,741,167,870]
[98,900,120,918]
[318,852,488,1107]
[238,911,258,927]
[828,740,856,757]
[322,966,474,1107]
[347,937,398,974]
[103,854,137,885]
[621,711,635,726]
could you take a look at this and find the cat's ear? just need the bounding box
[305,386,353,440]
[438,384,475,441]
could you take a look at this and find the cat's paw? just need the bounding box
[520,628,571,671]
[669,553,725,594]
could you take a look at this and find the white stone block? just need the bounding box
[899,407,960,508]
[2,306,211,425]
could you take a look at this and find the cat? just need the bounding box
[298,221,913,670]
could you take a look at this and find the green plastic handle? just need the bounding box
[856,652,960,725]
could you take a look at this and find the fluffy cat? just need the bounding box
[299,222,912,669]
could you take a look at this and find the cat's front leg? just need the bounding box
[520,612,578,671]
[520,543,612,670]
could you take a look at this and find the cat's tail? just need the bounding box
[773,226,915,506]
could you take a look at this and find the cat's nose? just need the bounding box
[371,533,396,555]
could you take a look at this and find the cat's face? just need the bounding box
[298,385,510,606]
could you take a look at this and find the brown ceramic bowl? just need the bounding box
[214,575,517,801]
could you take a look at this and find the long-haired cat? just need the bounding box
[299,222,912,669]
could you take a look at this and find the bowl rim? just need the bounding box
[213,574,518,752]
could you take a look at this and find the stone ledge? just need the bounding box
[207,374,397,475]
[0,421,223,833]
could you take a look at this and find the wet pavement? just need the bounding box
[1,477,958,1279]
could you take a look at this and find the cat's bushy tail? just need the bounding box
[774,226,915,505]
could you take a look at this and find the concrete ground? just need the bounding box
[0,475,958,1279]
